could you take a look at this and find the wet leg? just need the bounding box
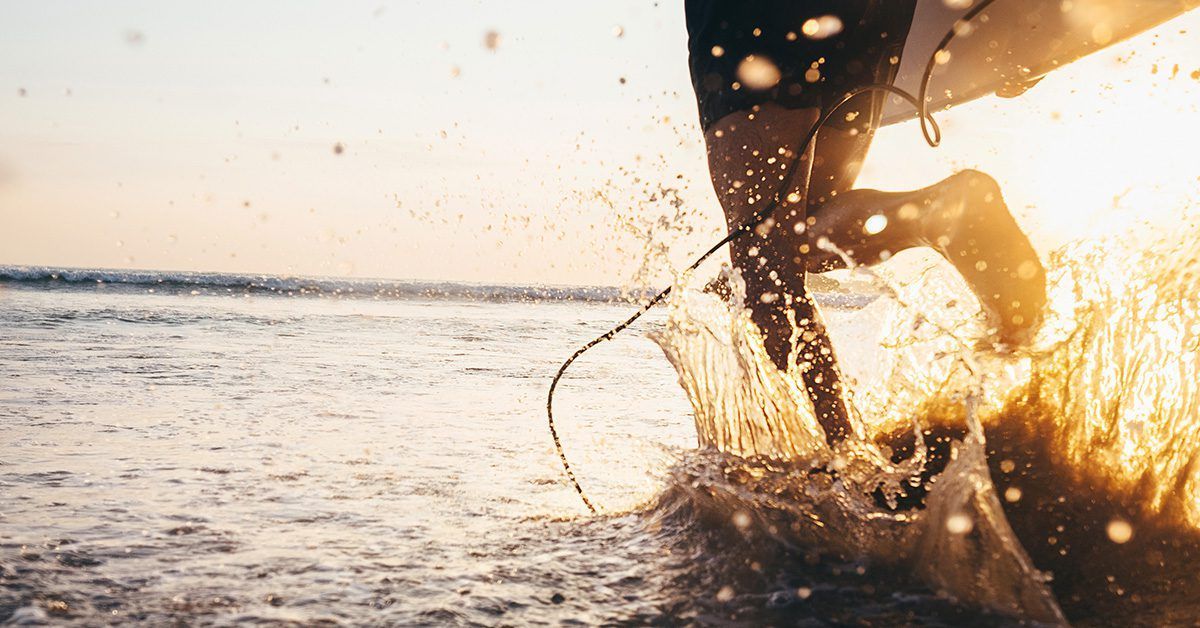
[703,104,852,445]
[800,114,1047,343]
[805,172,1046,344]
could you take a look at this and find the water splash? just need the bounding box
[651,269,1063,621]
[1010,215,1200,525]
[648,206,1200,622]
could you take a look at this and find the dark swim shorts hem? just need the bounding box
[685,0,916,132]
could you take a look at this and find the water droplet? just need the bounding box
[736,55,781,90]
[483,30,501,51]
[946,513,973,535]
[801,15,843,40]
[1107,519,1133,544]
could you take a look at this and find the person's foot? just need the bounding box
[932,171,1046,347]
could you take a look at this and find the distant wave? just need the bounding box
[0,265,878,307]
[0,265,630,303]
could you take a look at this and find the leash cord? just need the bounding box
[547,0,996,514]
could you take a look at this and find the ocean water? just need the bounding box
[2,250,1199,626]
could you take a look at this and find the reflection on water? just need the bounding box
[0,280,1006,626]
[0,287,692,624]
[4,210,1200,625]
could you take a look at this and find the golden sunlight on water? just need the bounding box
[3,5,1198,626]
[1027,219,1200,526]
[650,191,1200,619]
[619,16,1200,616]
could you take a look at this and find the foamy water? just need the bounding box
[3,245,1200,625]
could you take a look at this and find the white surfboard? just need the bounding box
[881,0,1200,125]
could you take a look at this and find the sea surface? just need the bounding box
[2,259,1199,626]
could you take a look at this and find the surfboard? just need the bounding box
[881,0,1200,125]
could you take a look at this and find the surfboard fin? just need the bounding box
[995,75,1045,99]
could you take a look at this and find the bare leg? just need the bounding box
[806,121,1046,344]
[701,102,1045,446]
[703,104,852,445]
[804,172,1046,341]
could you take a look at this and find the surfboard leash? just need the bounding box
[547,0,997,515]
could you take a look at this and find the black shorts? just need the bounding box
[685,0,916,132]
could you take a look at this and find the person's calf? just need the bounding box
[742,280,853,445]
[928,170,1047,346]
[799,169,1047,347]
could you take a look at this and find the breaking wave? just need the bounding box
[0,265,627,303]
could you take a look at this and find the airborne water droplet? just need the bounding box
[736,55,781,90]
[863,214,888,235]
[483,30,501,51]
[801,15,842,40]
[1107,519,1133,544]
[946,513,973,535]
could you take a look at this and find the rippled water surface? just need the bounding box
[4,259,1199,626]
[0,278,1008,626]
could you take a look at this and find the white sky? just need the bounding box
[1,2,1198,285]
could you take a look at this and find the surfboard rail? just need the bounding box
[881,0,1200,125]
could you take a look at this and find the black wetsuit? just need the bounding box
[685,0,917,132]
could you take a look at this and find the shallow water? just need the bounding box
[0,276,1012,626]
[649,222,1200,626]
[2,253,1199,625]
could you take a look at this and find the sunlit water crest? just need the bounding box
[651,206,1200,625]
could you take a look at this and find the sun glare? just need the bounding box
[860,12,1200,252]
